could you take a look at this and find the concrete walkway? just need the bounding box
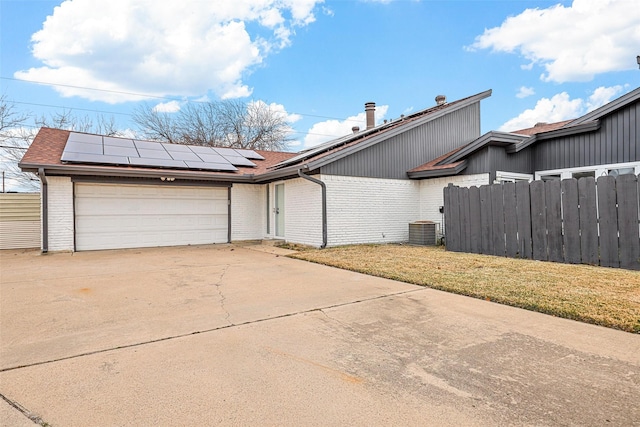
[1,244,639,426]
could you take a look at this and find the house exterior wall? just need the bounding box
[322,175,420,246]
[47,176,74,251]
[282,177,323,247]
[231,183,265,241]
[465,146,534,182]
[534,102,639,171]
[418,173,489,237]
[0,193,41,250]
[320,103,481,180]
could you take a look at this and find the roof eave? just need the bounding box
[442,131,526,164]
[568,86,640,126]
[407,160,468,179]
[506,120,601,154]
[19,162,256,183]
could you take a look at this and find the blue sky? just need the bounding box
[1,0,639,155]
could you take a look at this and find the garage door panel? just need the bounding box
[75,184,229,251]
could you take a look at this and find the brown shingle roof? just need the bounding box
[509,120,573,136]
[20,128,297,178]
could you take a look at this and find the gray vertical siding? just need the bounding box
[534,102,639,171]
[320,103,481,179]
[464,146,534,181]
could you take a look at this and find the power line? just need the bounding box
[12,100,131,116]
[1,76,364,123]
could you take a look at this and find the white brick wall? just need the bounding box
[46,176,74,252]
[418,173,489,237]
[231,183,265,241]
[323,175,420,246]
[282,177,323,247]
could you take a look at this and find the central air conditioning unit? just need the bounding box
[408,221,437,246]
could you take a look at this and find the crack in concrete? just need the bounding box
[0,392,46,425]
[214,264,231,322]
[0,288,425,373]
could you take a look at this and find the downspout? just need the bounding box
[297,168,327,248]
[38,168,48,253]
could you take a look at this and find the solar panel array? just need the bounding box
[61,133,265,172]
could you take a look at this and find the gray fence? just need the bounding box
[443,175,640,270]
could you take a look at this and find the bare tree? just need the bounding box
[0,95,126,192]
[133,100,293,151]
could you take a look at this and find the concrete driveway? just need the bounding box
[1,244,639,426]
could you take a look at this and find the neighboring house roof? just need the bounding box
[509,120,572,136]
[411,86,640,178]
[20,128,297,183]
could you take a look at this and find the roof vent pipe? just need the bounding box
[435,95,446,105]
[352,126,360,134]
[365,102,375,129]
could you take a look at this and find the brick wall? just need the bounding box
[323,175,420,246]
[418,173,489,237]
[231,183,265,241]
[282,177,323,247]
[46,176,74,252]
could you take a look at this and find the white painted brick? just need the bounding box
[323,175,421,246]
[231,184,265,241]
[418,173,489,237]
[282,178,323,247]
[46,176,74,252]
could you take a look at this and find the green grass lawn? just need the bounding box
[289,244,640,333]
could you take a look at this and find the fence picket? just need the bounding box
[491,184,506,256]
[561,179,581,264]
[515,181,532,259]
[479,185,493,255]
[578,177,598,265]
[530,180,548,261]
[616,174,640,270]
[469,186,482,254]
[503,182,519,258]
[545,180,564,263]
[597,176,619,268]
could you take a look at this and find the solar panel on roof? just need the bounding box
[128,157,188,169]
[68,133,102,145]
[184,161,238,171]
[134,140,166,151]
[220,155,256,167]
[162,143,191,152]
[103,137,136,148]
[195,153,227,163]
[136,148,172,159]
[62,134,262,172]
[234,149,265,160]
[167,150,201,162]
[64,141,104,155]
[61,152,129,165]
[104,145,139,157]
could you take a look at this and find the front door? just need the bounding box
[275,183,285,237]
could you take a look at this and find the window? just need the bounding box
[535,161,640,181]
[572,171,595,180]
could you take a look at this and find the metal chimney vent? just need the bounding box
[435,95,446,105]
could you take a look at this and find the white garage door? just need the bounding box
[75,183,228,251]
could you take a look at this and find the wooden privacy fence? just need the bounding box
[443,175,640,270]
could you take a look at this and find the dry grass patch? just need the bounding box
[290,245,640,333]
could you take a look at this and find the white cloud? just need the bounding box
[516,86,535,99]
[15,0,323,103]
[499,85,625,131]
[303,105,389,149]
[250,100,302,123]
[469,0,640,83]
[153,101,182,113]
